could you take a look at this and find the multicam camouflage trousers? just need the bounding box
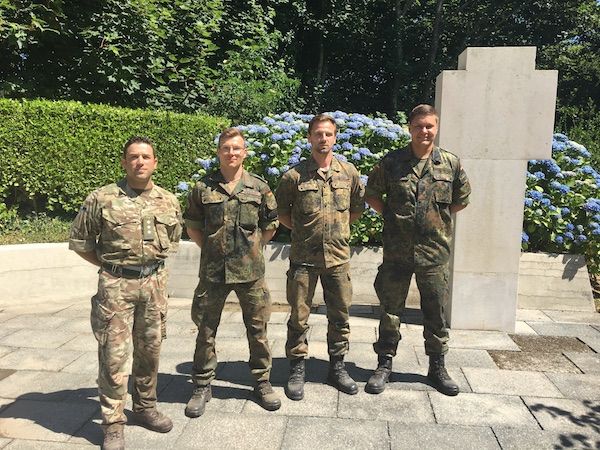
[286,262,353,359]
[91,268,168,425]
[373,263,449,356]
[191,277,272,386]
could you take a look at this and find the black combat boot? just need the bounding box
[185,384,212,418]
[285,358,305,400]
[365,355,392,394]
[327,356,358,395]
[427,354,459,396]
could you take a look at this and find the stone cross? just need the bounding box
[435,47,558,331]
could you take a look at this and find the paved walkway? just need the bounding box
[0,298,599,449]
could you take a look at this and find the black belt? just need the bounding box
[102,261,164,278]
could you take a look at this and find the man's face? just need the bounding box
[217,135,247,170]
[121,142,157,184]
[408,114,438,148]
[308,121,337,156]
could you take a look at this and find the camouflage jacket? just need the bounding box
[184,170,278,284]
[69,178,182,265]
[275,156,365,268]
[366,145,470,268]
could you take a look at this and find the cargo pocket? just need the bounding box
[238,190,262,230]
[433,169,453,204]
[191,287,208,328]
[155,213,179,251]
[90,295,115,346]
[331,179,351,211]
[297,181,320,214]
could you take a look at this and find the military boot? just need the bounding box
[327,356,358,395]
[102,423,124,450]
[254,381,282,411]
[185,384,212,418]
[365,356,392,394]
[131,408,173,433]
[285,358,305,401]
[427,354,459,396]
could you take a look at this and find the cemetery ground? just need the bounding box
[0,296,598,449]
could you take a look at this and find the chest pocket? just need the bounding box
[101,208,138,249]
[331,178,350,211]
[238,189,262,230]
[297,180,320,214]
[432,169,453,204]
[388,175,414,215]
[201,192,226,230]
[155,213,179,250]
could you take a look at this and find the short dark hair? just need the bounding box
[122,136,155,158]
[408,104,438,124]
[308,114,337,134]
[218,127,246,148]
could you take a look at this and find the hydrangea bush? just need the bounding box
[523,133,600,274]
[180,111,410,245]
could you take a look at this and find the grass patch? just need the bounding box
[0,214,72,245]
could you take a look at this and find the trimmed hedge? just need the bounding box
[0,99,228,213]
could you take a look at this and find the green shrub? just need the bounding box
[0,99,228,214]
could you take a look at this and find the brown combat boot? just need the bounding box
[185,384,212,418]
[254,381,281,411]
[131,408,173,433]
[102,423,125,450]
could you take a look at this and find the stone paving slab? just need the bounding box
[0,329,79,349]
[2,315,68,329]
[527,322,600,338]
[0,348,83,371]
[60,352,98,374]
[414,348,498,369]
[282,416,389,450]
[493,426,600,450]
[51,305,91,319]
[513,321,537,335]
[523,396,600,434]
[0,370,97,402]
[515,309,552,322]
[542,310,600,325]
[60,334,99,352]
[243,383,338,418]
[448,330,520,351]
[55,317,92,334]
[579,335,600,353]
[386,368,472,394]
[174,411,288,449]
[338,387,435,423]
[564,351,600,374]
[462,367,562,397]
[430,392,540,428]
[545,373,600,400]
[389,424,500,450]
[509,334,591,353]
[0,329,17,340]
[5,441,95,449]
[0,347,14,359]
[0,399,97,441]
[488,350,581,373]
[0,439,10,449]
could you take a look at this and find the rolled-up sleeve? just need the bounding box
[69,192,101,253]
[366,161,386,199]
[349,166,366,214]
[452,162,471,206]
[275,172,295,217]
[184,184,206,230]
[259,188,279,231]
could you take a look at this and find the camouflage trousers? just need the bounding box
[191,277,272,386]
[91,268,168,425]
[286,262,352,359]
[374,263,449,356]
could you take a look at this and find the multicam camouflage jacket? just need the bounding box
[366,145,471,268]
[69,178,182,265]
[184,170,278,284]
[275,156,365,268]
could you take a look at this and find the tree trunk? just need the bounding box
[423,0,445,102]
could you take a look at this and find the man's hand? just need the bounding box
[186,227,204,248]
[365,196,384,215]
[450,204,467,214]
[278,214,292,230]
[75,250,101,267]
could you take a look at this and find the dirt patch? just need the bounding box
[489,350,581,373]
[510,335,592,353]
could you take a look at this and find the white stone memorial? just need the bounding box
[435,47,558,331]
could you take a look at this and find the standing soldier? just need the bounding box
[276,114,365,400]
[69,136,182,450]
[365,104,471,396]
[184,127,280,417]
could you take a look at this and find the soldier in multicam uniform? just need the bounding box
[184,127,281,417]
[364,104,471,396]
[69,136,182,450]
[275,114,365,400]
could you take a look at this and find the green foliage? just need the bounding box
[0,213,71,244]
[182,111,410,246]
[0,98,228,214]
[522,134,600,275]
[556,104,600,171]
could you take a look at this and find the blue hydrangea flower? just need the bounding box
[337,132,351,140]
[191,174,200,181]
[577,235,587,243]
[335,154,348,162]
[288,155,300,165]
[565,231,575,240]
[253,141,263,147]
[177,181,189,192]
[540,198,551,207]
[260,153,269,161]
[576,224,584,232]
[266,167,280,176]
[342,142,354,151]
[527,190,543,201]
[566,223,575,231]
[522,232,529,243]
[533,171,545,180]
[590,222,599,229]
[593,229,600,236]
[583,198,600,213]
[554,235,564,244]
[359,175,368,185]
[561,207,570,215]
[358,147,372,156]
[524,198,533,207]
